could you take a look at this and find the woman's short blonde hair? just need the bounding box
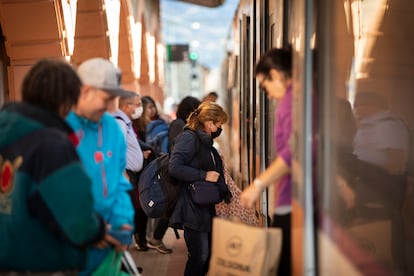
[186,101,228,131]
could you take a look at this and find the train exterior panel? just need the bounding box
[223,0,414,275]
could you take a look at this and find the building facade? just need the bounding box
[0,0,164,103]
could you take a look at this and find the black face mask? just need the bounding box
[211,127,222,139]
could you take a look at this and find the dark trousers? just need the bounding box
[183,227,211,276]
[272,213,292,276]
[134,207,148,244]
[153,217,169,240]
[126,169,148,245]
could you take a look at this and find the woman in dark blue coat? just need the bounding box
[169,101,231,276]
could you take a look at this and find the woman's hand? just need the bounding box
[205,170,220,182]
[143,150,152,159]
[94,232,120,250]
[240,184,262,208]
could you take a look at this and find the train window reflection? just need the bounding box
[349,0,388,77]
[322,0,414,274]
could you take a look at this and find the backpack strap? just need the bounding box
[114,115,125,123]
[173,228,180,239]
[114,115,132,135]
[186,129,200,153]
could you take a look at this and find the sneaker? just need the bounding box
[147,239,173,254]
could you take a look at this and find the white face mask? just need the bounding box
[131,106,143,120]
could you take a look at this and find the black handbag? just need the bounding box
[189,181,221,205]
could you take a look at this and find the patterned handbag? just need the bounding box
[215,165,258,226]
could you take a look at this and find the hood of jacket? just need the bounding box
[0,102,77,147]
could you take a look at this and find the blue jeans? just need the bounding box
[183,227,211,276]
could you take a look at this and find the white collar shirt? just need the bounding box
[113,110,144,172]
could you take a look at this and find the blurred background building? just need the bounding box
[0,0,237,108]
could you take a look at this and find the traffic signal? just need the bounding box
[189,51,198,61]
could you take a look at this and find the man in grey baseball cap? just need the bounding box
[66,57,135,275]
[70,58,132,122]
[77,57,131,98]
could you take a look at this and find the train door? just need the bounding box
[239,14,251,188]
[248,2,257,208]
[289,0,317,275]
[259,0,288,225]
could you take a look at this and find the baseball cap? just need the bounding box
[77,58,131,97]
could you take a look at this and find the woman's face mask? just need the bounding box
[211,127,222,139]
[131,106,143,120]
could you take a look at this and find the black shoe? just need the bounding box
[134,234,149,251]
[135,242,149,251]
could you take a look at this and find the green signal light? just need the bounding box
[189,52,198,61]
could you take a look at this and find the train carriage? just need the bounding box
[222,0,414,275]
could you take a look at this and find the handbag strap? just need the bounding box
[210,152,216,167]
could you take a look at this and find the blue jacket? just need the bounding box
[168,129,231,232]
[66,111,134,274]
[0,103,105,271]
